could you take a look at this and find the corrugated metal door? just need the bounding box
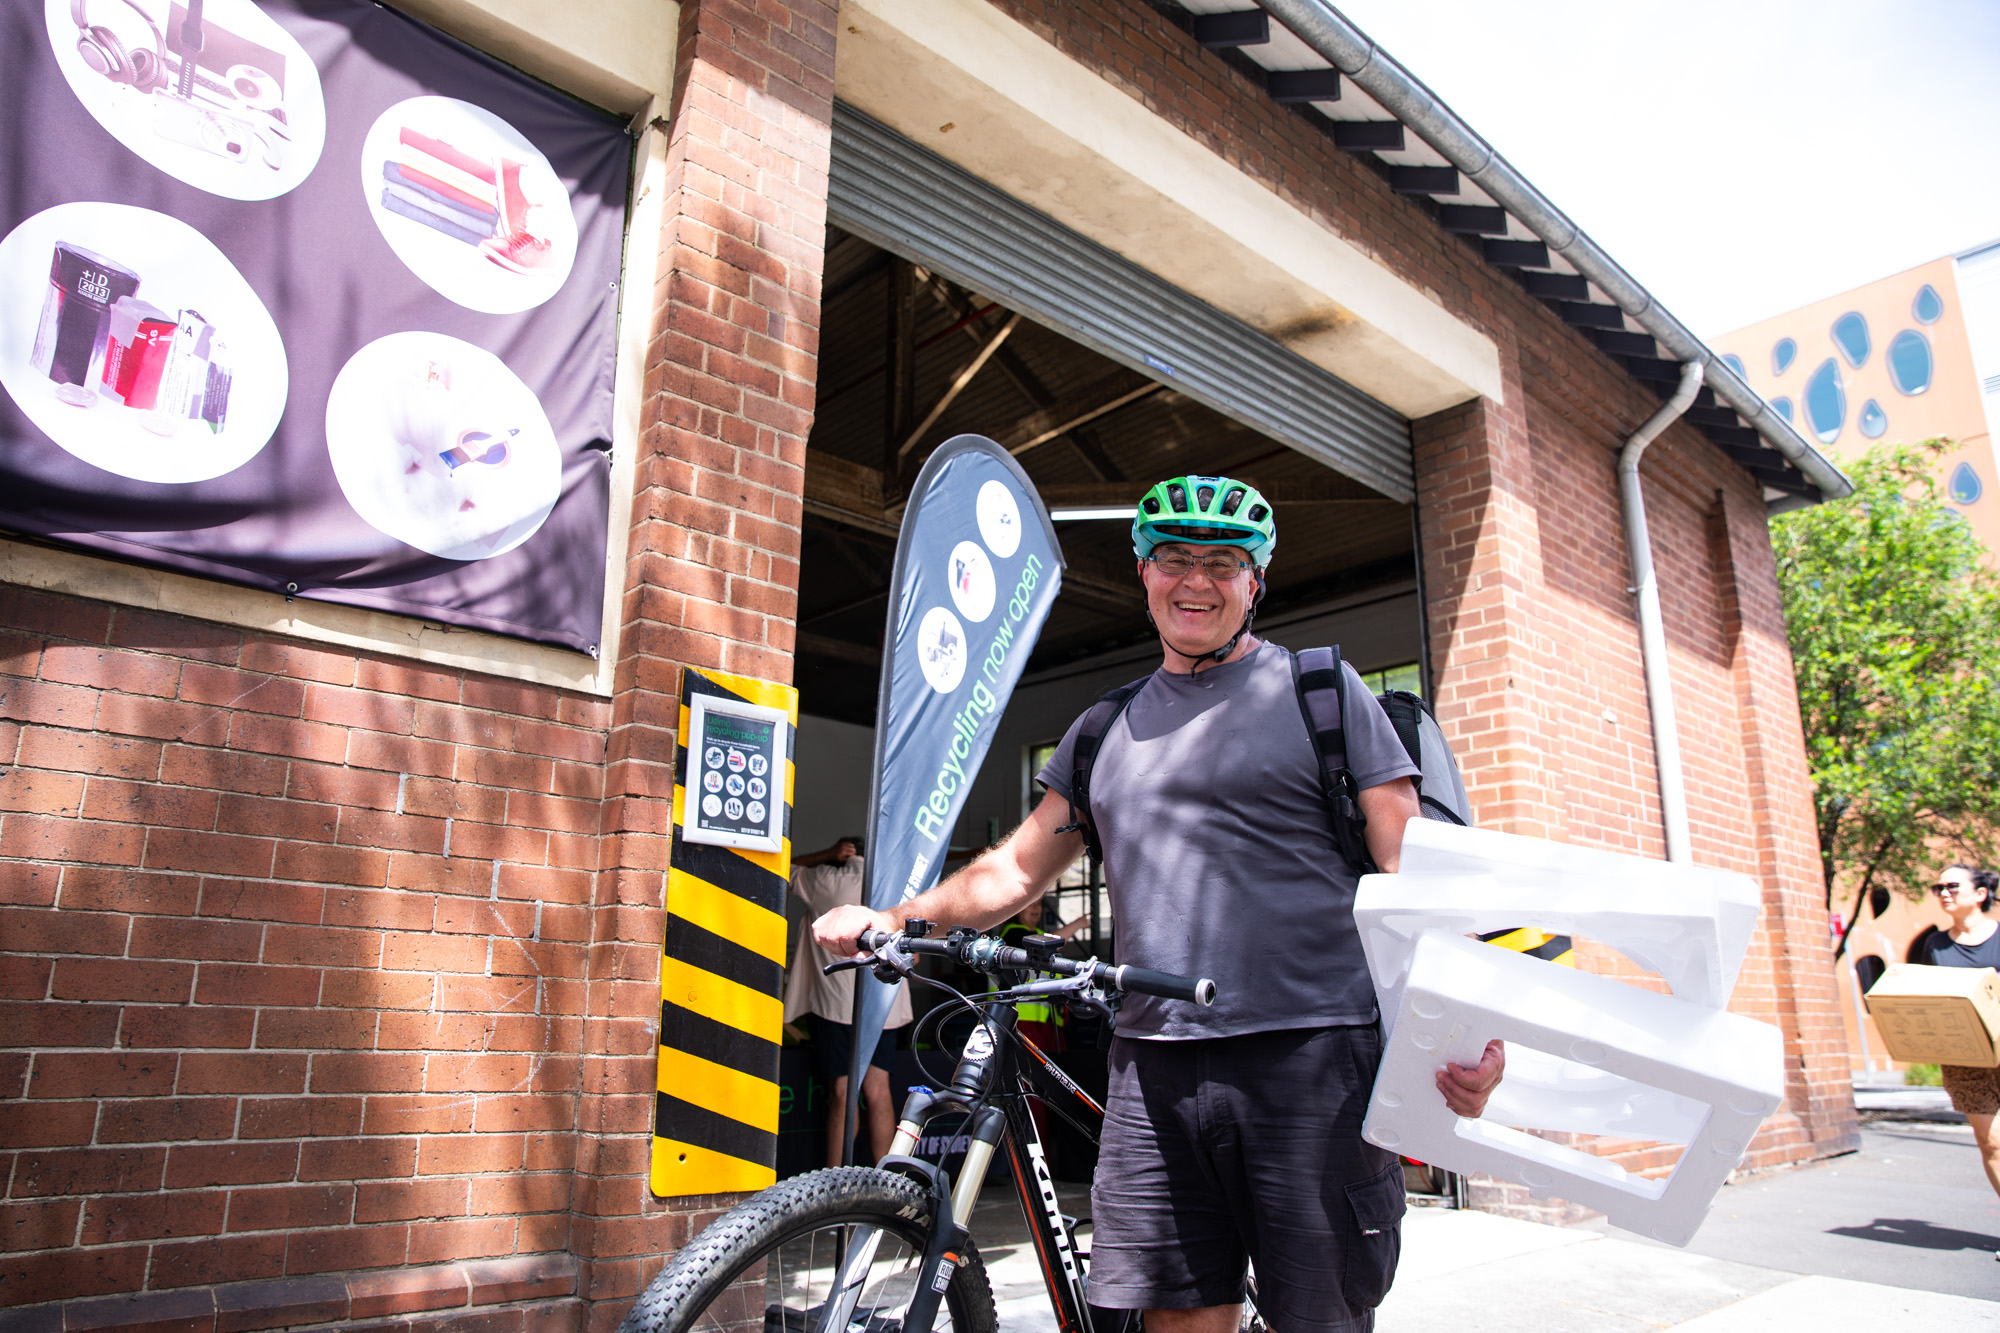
[827,104,1415,503]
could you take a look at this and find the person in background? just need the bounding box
[1918,863,2000,1221]
[784,838,912,1167]
[999,896,1089,1053]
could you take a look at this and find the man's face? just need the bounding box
[1139,542,1257,659]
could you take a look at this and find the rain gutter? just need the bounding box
[1255,0,1854,503]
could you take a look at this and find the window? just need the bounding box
[1912,283,1944,324]
[1802,358,1845,444]
[1857,399,1887,439]
[1771,337,1797,375]
[1360,661,1424,697]
[1949,461,1984,505]
[1720,353,1746,380]
[1831,311,1871,368]
[1025,741,1060,811]
[1771,396,1794,423]
[1886,328,1933,395]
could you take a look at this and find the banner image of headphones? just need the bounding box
[44,0,326,200]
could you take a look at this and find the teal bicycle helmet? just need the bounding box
[1131,474,1275,666]
[1131,475,1276,568]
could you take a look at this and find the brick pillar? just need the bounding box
[1413,371,1566,841]
[1707,490,1858,1164]
[572,1,836,1327]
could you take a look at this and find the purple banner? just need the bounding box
[0,0,631,653]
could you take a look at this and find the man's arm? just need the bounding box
[812,797,1084,955]
[1357,776,1420,873]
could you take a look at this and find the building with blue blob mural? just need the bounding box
[1714,241,2000,566]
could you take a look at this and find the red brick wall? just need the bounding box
[1,587,606,1325]
[0,0,839,1328]
[579,0,834,1325]
[1,0,1854,1324]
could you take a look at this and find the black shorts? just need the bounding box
[804,1014,901,1085]
[1087,1024,1403,1333]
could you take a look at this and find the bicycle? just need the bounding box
[617,921,1223,1333]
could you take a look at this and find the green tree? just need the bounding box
[1771,439,2000,956]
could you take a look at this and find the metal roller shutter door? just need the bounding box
[827,103,1415,503]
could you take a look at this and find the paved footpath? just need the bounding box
[972,1119,1999,1330]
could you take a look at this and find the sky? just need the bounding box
[1330,0,2000,338]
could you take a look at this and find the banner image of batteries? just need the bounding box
[0,0,629,654]
[845,434,1067,1089]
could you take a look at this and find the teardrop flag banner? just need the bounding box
[843,434,1066,1157]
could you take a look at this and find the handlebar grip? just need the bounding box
[856,929,892,952]
[1112,965,1218,1006]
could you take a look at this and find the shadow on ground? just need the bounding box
[1826,1217,2000,1253]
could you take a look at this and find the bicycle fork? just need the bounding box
[813,1101,1002,1333]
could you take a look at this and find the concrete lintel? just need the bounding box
[385,0,680,118]
[835,0,1503,418]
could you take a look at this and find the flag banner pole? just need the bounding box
[841,434,1067,1163]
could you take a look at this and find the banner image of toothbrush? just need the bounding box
[359,96,578,314]
[325,332,559,562]
[0,0,630,654]
[41,0,326,201]
[0,201,284,483]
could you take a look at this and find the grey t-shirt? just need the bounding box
[1037,641,1419,1040]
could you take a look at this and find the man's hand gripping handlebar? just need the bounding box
[824,919,1218,1007]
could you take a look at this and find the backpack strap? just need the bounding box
[1054,675,1148,863]
[1291,646,1375,875]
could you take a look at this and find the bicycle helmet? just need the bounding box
[1132,474,1275,667]
[1131,475,1276,568]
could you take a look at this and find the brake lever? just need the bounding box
[821,958,871,977]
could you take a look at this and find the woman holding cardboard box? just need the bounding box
[1919,864,2000,1207]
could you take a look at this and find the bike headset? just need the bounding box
[900,970,1105,1147]
[72,0,169,92]
[1131,474,1276,668]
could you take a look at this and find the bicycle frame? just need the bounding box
[857,997,1122,1333]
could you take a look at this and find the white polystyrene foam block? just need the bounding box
[1388,821,1761,1006]
[1361,931,1785,1246]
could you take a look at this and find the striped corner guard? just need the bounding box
[651,668,798,1198]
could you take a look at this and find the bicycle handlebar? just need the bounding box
[853,929,1217,1006]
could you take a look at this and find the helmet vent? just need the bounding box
[1167,483,1189,513]
[1142,496,1161,515]
[1221,487,1245,516]
[1247,504,1269,524]
[1195,485,1216,511]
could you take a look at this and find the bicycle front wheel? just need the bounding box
[618,1167,998,1333]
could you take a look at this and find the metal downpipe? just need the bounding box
[1254,0,1853,503]
[1620,360,1705,863]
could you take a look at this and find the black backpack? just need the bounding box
[1056,646,1471,875]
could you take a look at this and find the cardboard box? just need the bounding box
[1864,964,2000,1068]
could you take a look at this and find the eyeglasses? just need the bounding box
[1148,550,1252,580]
[1932,882,1969,895]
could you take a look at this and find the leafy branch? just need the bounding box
[1771,440,2000,957]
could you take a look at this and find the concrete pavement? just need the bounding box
[967,1118,2000,1330]
[1586,1122,2000,1301]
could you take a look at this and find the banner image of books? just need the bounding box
[0,200,286,483]
[41,0,326,201]
[360,95,579,314]
[0,0,630,654]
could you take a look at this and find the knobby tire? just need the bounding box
[618,1167,999,1333]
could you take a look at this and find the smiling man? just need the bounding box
[814,473,1505,1333]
